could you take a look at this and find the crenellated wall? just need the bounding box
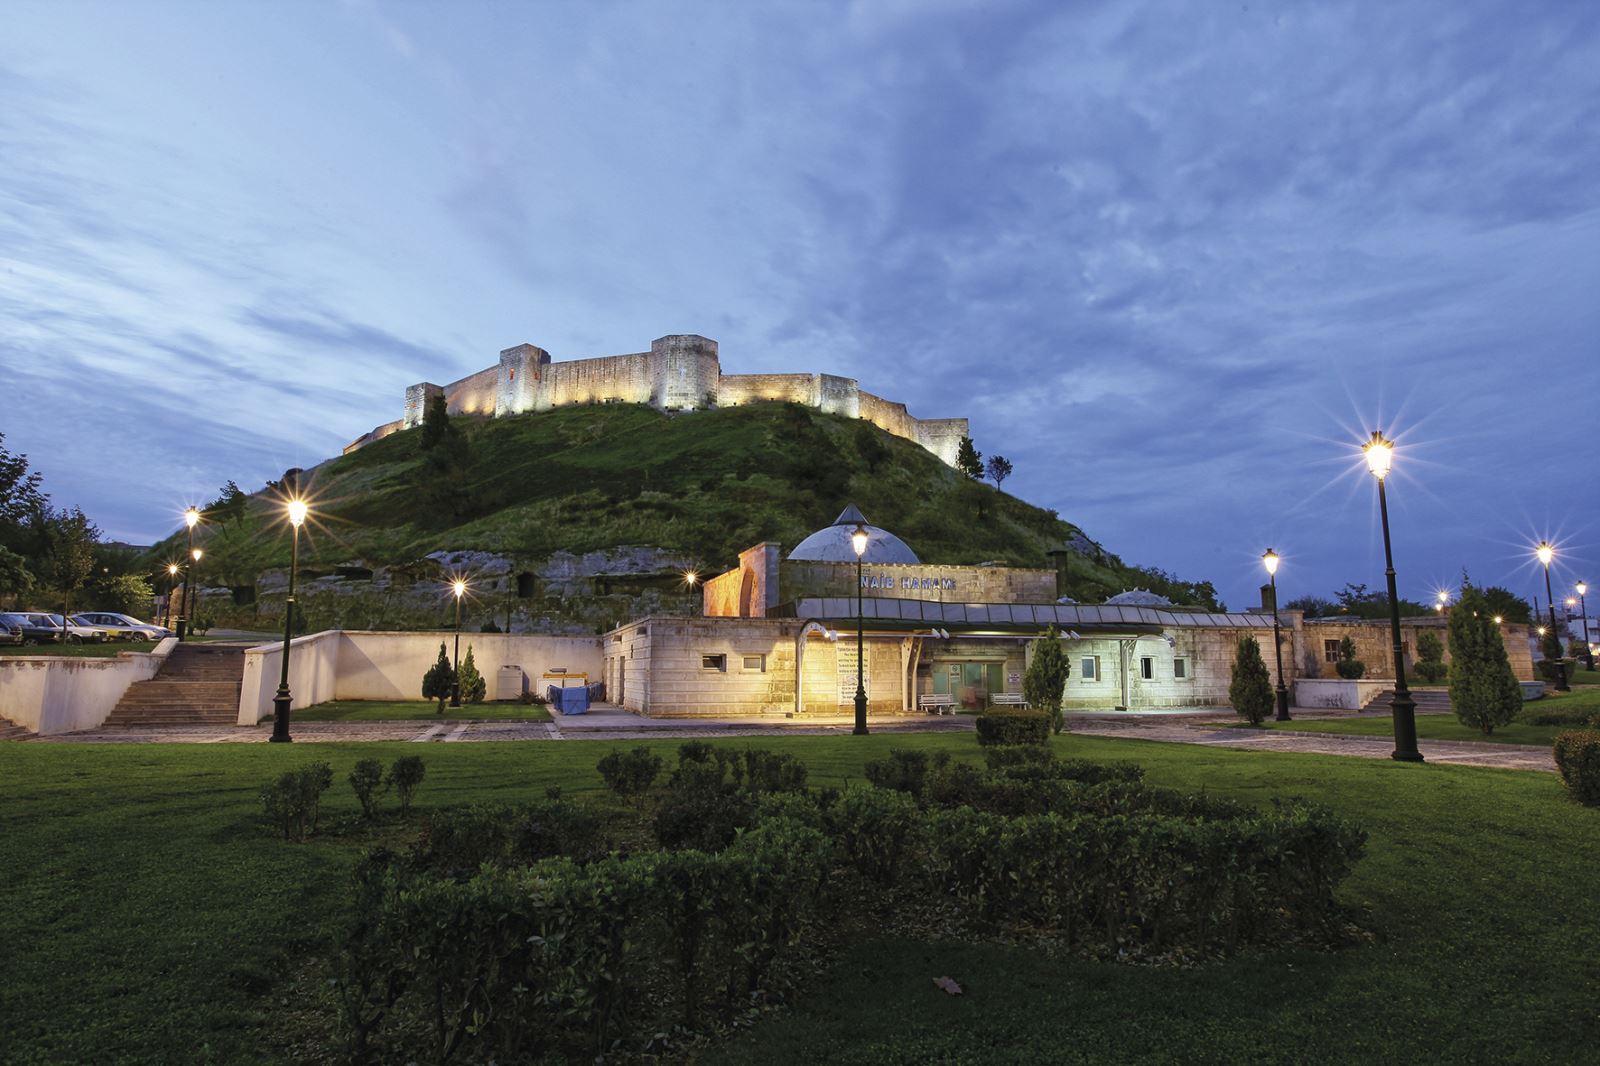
[366,333,967,466]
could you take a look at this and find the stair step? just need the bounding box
[106,646,248,728]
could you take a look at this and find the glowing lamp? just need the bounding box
[1579,582,1589,597]
[1493,615,1503,624]
[191,548,203,562]
[850,523,870,558]
[452,579,467,598]
[286,499,308,528]
[1568,598,1578,608]
[1362,431,1394,480]
[184,507,201,529]
[1261,548,1279,577]
[1536,542,1555,567]
[1538,626,1547,636]
[167,563,179,576]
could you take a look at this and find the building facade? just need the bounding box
[344,334,969,467]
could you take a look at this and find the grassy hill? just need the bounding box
[146,403,1219,615]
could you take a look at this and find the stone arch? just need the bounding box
[738,568,756,619]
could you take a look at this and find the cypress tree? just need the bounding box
[1448,584,1523,734]
[1229,635,1274,726]
[421,642,455,713]
[1023,626,1072,734]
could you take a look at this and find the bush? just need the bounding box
[864,748,950,796]
[824,786,923,885]
[1334,636,1366,680]
[1523,705,1600,728]
[654,757,754,851]
[259,762,334,841]
[739,748,809,793]
[982,744,1056,771]
[596,746,664,807]
[456,645,486,704]
[408,798,610,877]
[1448,584,1523,734]
[348,758,387,820]
[420,643,454,713]
[1553,731,1600,806]
[1230,635,1274,725]
[975,708,1050,746]
[1414,632,1447,683]
[387,755,426,815]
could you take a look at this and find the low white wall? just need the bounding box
[0,639,174,734]
[1293,678,1389,711]
[238,631,342,725]
[237,630,604,723]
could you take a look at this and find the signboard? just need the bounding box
[1007,671,1020,687]
[862,574,958,591]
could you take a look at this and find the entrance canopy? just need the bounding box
[779,597,1274,632]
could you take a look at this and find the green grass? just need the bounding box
[1262,687,1600,747]
[0,640,157,657]
[293,699,551,721]
[3,735,1599,1064]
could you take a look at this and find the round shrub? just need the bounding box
[1553,730,1600,806]
[975,708,1050,746]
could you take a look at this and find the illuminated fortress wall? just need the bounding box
[364,333,967,466]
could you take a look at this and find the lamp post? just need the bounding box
[1578,582,1594,671]
[187,547,204,638]
[1261,549,1291,721]
[1436,589,1448,613]
[165,563,179,631]
[1363,431,1423,763]
[1535,543,1569,692]
[683,570,700,617]
[449,578,466,707]
[851,521,869,736]
[270,499,308,743]
[177,507,200,640]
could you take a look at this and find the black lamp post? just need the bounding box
[187,547,204,637]
[1363,431,1423,763]
[271,499,308,743]
[177,507,200,640]
[164,563,179,632]
[683,570,700,617]
[449,578,466,707]
[851,521,869,736]
[1578,582,1594,672]
[1262,549,1291,721]
[1535,543,1569,692]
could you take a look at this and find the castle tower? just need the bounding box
[403,382,444,428]
[494,343,551,417]
[649,335,720,410]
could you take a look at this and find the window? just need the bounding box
[1174,657,1188,679]
[742,654,766,672]
[1140,656,1154,680]
[1081,656,1099,681]
[701,654,726,671]
[1324,639,1341,664]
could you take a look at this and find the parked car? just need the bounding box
[0,614,22,645]
[73,612,172,642]
[3,612,64,644]
[19,612,109,644]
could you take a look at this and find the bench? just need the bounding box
[918,693,957,715]
[990,692,1029,708]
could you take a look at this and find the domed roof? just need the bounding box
[787,504,921,565]
[1105,588,1174,607]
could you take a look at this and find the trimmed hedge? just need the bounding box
[1553,730,1600,806]
[975,708,1051,746]
[1524,705,1600,728]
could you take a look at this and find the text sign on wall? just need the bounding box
[862,575,958,591]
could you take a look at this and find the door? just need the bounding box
[931,662,1003,708]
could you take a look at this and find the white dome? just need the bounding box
[787,505,921,565]
[1105,588,1174,607]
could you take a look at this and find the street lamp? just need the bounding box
[1362,430,1422,762]
[1436,589,1449,613]
[682,569,700,617]
[187,547,204,638]
[270,499,308,743]
[1261,549,1291,721]
[449,578,467,707]
[165,563,179,631]
[1534,541,1569,692]
[1578,581,1594,672]
[851,521,869,736]
[178,506,200,640]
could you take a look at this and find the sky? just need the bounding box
[2,0,1597,612]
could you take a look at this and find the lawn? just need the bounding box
[2,735,1598,1064]
[0,640,158,657]
[1264,685,1600,747]
[293,698,552,722]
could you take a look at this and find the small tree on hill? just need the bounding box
[1447,583,1522,734]
[985,454,1013,489]
[1230,635,1274,726]
[1335,636,1366,679]
[203,480,248,538]
[1414,631,1447,683]
[1023,626,1071,734]
[853,420,891,473]
[457,645,486,704]
[50,507,99,636]
[420,393,450,450]
[956,436,983,480]
[421,643,455,713]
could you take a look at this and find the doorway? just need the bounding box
[931,661,1002,708]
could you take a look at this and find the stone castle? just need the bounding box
[344,334,969,466]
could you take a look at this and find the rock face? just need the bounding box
[197,546,701,635]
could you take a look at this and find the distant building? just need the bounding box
[345,334,969,466]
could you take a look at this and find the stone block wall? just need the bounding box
[650,335,720,410]
[780,560,1058,605]
[445,366,500,417]
[718,373,821,407]
[914,418,970,468]
[1298,617,1534,682]
[703,543,782,618]
[541,352,654,409]
[857,389,918,441]
[403,382,444,429]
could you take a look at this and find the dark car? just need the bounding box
[0,613,22,645]
[1,612,61,645]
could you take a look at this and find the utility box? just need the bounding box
[495,665,525,702]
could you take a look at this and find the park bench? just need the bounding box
[990,692,1029,708]
[919,693,957,715]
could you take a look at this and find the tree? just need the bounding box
[0,545,34,608]
[1478,586,1533,625]
[203,480,248,538]
[94,574,154,616]
[1447,583,1522,734]
[1285,595,1336,618]
[457,645,486,704]
[1334,583,1371,610]
[853,421,891,473]
[985,454,1013,489]
[0,432,46,534]
[1023,626,1071,734]
[420,393,451,450]
[1414,631,1447,683]
[1335,636,1366,679]
[1540,626,1563,664]
[956,436,983,480]
[1229,635,1274,726]
[50,507,99,634]
[421,643,455,713]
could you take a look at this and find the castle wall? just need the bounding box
[443,366,500,417]
[343,419,404,455]
[816,374,860,417]
[719,373,820,407]
[650,335,720,410]
[915,418,969,468]
[541,352,654,409]
[858,389,918,441]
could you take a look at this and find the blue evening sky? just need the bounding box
[2,0,1597,611]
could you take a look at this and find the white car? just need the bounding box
[21,613,110,643]
[74,612,172,642]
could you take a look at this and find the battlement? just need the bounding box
[357,334,968,466]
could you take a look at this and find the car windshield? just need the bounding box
[70,615,99,625]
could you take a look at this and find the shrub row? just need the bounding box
[974,708,1051,746]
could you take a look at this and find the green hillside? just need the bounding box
[147,403,1220,611]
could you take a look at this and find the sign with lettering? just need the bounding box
[862,574,958,591]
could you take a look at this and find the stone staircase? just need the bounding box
[0,715,37,741]
[1364,688,1452,714]
[104,644,245,727]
